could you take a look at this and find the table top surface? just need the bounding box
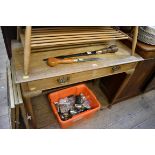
[12,40,143,84]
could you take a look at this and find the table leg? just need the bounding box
[23,97,37,128]
[20,104,30,129]
[17,26,20,41]
[132,26,139,55]
[111,69,135,105]
[15,105,20,129]
[11,108,16,129]
[21,83,37,128]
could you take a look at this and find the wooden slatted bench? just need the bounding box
[17,26,138,76]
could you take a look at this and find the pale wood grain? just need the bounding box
[24,26,32,75]
[12,40,143,83]
[132,26,139,55]
[27,62,137,92]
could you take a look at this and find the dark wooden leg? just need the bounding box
[11,108,16,129]
[17,26,20,41]
[111,69,135,105]
[21,83,37,128]
[23,97,37,128]
[20,104,30,129]
[15,105,20,129]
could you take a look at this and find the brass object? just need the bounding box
[112,65,121,72]
[57,76,70,84]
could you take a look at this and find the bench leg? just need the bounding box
[24,97,37,128]
[132,26,139,55]
[11,108,16,129]
[20,104,30,129]
[24,26,32,76]
[15,105,20,129]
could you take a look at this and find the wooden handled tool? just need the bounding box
[47,57,103,67]
[55,45,118,59]
[43,45,118,62]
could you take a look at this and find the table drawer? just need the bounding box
[28,62,137,91]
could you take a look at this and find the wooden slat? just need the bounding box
[31,35,127,44]
[30,27,128,48]
[31,34,126,43]
[31,33,126,41]
[19,27,128,52]
[31,37,128,48]
[31,30,123,37]
[31,27,113,32]
[31,43,107,53]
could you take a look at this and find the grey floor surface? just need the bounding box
[71,89,155,129]
[0,27,11,129]
[0,27,155,129]
[44,89,155,129]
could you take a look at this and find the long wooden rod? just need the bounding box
[131,26,139,55]
[24,26,32,76]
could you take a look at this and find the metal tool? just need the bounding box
[69,109,78,116]
[55,93,92,121]
[83,100,91,110]
[43,45,118,62]
[47,57,104,67]
[54,45,118,59]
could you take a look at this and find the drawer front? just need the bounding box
[28,62,137,91]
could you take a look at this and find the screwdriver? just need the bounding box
[47,57,104,67]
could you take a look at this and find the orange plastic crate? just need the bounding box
[48,84,101,128]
